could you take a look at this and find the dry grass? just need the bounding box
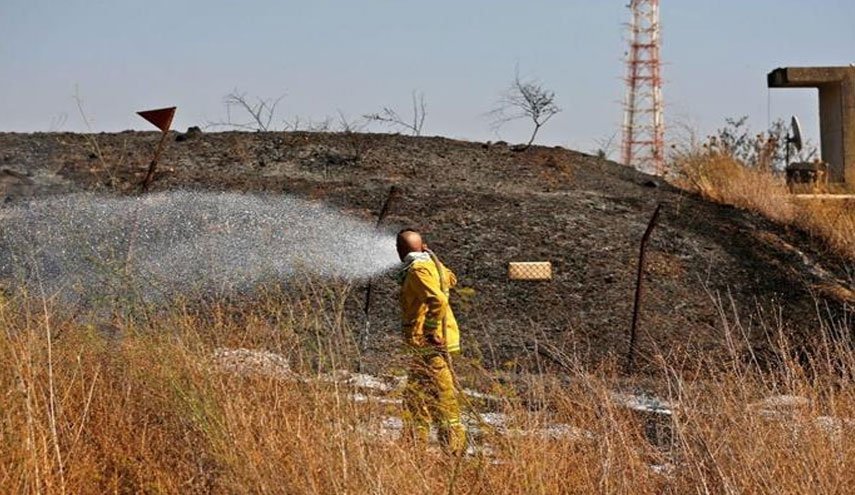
[673,151,855,261]
[1,284,853,494]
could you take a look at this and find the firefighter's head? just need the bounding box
[396,228,425,261]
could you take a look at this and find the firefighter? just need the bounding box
[395,228,465,455]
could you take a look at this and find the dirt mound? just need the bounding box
[1,131,851,372]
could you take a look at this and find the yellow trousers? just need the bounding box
[403,352,466,455]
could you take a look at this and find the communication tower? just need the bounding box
[621,0,665,175]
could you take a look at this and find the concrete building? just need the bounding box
[768,66,855,188]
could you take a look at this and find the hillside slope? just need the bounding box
[1,131,852,372]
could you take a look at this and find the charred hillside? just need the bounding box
[0,131,852,372]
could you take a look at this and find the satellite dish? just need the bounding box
[790,116,803,152]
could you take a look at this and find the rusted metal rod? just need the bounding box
[129,129,170,275]
[136,106,176,193]
[140,129,170,193]
[358,185,399,370]
[625,202,663,374]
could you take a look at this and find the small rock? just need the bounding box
[212,347,295,380]
[176,126,203,142]
[754,394,810,410]
[650,463,675,476]
[611,391,674,415]
[752,394,810,418]
[506,424,596,441]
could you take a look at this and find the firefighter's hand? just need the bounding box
[427,332,445,347]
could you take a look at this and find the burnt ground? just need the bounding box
[1,130,852,373]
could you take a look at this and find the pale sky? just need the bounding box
[2,0,854,154]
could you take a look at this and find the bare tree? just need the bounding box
[593,132,618,160]
[337,111,367,134]
[207,89,285,131]
[489,70,561,150]
[337,111,375,163]
[364,91,426,136]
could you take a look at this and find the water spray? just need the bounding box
[0,191,399,308]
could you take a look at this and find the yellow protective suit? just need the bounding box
[399,254,459,353]
[398,253,465,455]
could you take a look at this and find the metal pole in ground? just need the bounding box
[359,185,399,371]
[136,106,176,193]
[140,129,170,193]
[626,202,662,374]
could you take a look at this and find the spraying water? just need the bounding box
[0,191,399,305]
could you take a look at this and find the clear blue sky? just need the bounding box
[2,0,854,153]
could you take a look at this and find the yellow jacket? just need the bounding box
[399,253,460,353]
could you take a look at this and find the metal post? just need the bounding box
[626,202,662,374]
[358,185,399,371]
[140,129,170,193]
[136,106,176,193]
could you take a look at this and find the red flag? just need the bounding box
[137,106,176,132]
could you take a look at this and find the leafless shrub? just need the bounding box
[295,113,376,174]
[207,89,285,132]
[489,70,561,150]
[706,116,818,171]
[593,132,618,160]
[337,112,375,163]
[48,113,68,133]
[667,118,703,160]
[72,87,116,188]
[364,91,426,136]
[284,116,333,132]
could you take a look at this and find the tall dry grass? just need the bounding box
[1,284,853,494]
[673,151,855,261]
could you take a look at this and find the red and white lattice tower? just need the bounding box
[621,0,664,175]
